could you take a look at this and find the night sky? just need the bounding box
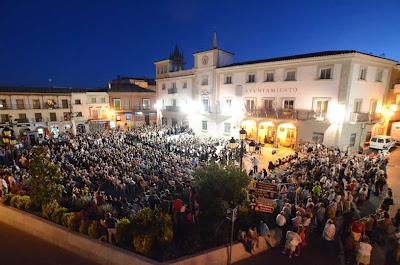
[1,0,399,88]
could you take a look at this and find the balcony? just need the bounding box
[167,87,178,94]
[16,118,30,123]
[165,106,181,112]
[350,112,381,123]
[244,108,328,121]
[0,103,69,110]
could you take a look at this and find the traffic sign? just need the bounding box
[278,183,289,194]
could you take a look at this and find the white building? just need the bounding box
[155,39,398,150]
[0,86,108,142]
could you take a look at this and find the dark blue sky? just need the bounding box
[1,0,399,87]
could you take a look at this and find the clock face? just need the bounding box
[202,55,209,65]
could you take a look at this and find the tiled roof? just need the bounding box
[108,84,155,93]
[0,86,106,94]
[218,50,398,68]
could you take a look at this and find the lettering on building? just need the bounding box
[245,87,298,94]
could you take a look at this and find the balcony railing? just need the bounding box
[244,108,329,121]
[350,112,381,123]
[165,106,181,112]
[167,87,178,94]
[0,103,69,110]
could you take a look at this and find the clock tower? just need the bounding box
[193,32,234,69]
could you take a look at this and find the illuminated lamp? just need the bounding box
[248,140,256,153]
[228,137,238,149]
[239,128,247,140]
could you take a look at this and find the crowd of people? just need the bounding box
[0,125,232,225]
[0,125,398,263]
[241,142,398,264]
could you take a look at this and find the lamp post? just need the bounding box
[248,140,256,155]
[228,137,238,164]
[239,128,247,170]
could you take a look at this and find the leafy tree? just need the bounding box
[131,208,173,256]
[194,164,250,222]
[28,146,63,208]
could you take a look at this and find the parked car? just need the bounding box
[369,135,396,150]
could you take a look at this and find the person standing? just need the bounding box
[252,156,259,173]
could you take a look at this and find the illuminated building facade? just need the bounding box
[0,86,106,142]
[155,38,398,150]
[107,77,157,129]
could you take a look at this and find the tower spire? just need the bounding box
[213,31,217,49]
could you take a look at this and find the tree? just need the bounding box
[194,164,250,222]
[130,208,173,256]
[28,146,63,208]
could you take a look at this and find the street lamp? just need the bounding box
[227,137,238,164]
[248,140,256,154]
[239,128,247,170]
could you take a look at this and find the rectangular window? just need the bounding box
[172,99,177,106]
[265,72,274,82]
[225,75,232,84]
[1,114,9,123]
[245,98,256,112]
[263,99,274,110]
[314,100,329,114]
[134,99,140,109]
[0,99,7,109]
[359,66,367,80]
[284,99,294,110]
[349,133,356,147]
[369,99,377,114]
[224,122,231,133]
[16,99,25,109]
[116,115,121,121]
[61,99,69,108]
[74,99,81,105]
[183,81,187,88]
[247,73,256,83]
[202,120,208,131]
[46,99,56,108]
[124,100,130,109]
[225,99,232,109]
[202,99,209,112]
[285,71,296,81]
[63,112,70,121]
[201,76,208,86]
[375,70,383,82]
[142,99,150,110]
[320,68,332,79]
[101,97,106,103]
[18,113,27,122]
[34,113,42,122]
[113,99,121,110]
[172,82,176,89]
[32,99,41,109]
[50,112,57,122]
[162,84,166,90]
[91,97,96,103]
[76,112,82,117]
[126,114,131,121]
[353,99,362,113]
[91,109,99,118]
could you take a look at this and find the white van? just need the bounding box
[369,135,395,150]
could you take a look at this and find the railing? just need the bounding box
[350,112,381,123]
[165,106,181,112]
[245,108,329,121]
[167,87,178,94]
[0,103,69,110]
